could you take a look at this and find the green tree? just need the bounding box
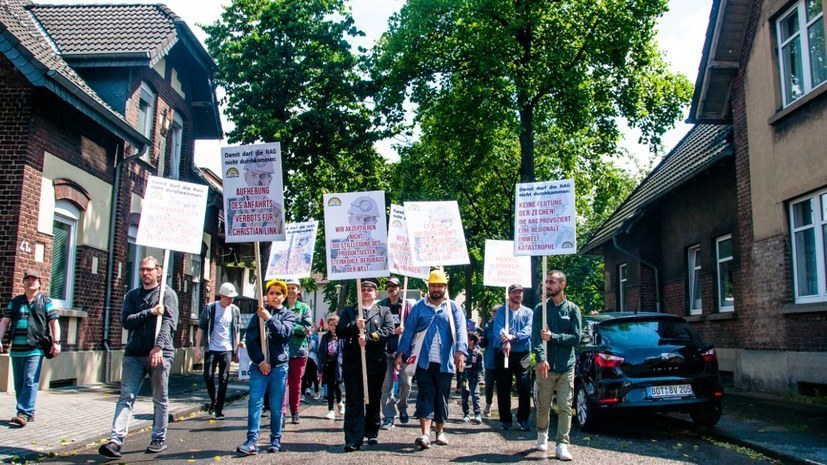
[374,0,687,311]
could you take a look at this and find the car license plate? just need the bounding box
[648,384,693,398]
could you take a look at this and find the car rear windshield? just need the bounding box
[599,319,704,347]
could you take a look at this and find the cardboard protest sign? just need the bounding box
[388,205,429,279]
[265,220,318,280]
[222,142,286,243]
[323,191,389,280]
[135,176,209,254]
[514,179,577,256]
[405,201,470,266]
[483,240,532,288]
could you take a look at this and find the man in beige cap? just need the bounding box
[195,282,242,419]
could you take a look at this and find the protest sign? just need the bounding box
[135,176,209,254]
[237,346,251,381]
[222,142,286,243]
[323,191,389,280]
[265,220,318,280]
[514,179,577,256]
[405,201,470,266]
[388,205,429,279]
[483,240,532,288]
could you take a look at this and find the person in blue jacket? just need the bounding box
[493,283,533,431]
[236,279,296,455]
[395,269,468,450]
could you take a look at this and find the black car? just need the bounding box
[573,312,723,431]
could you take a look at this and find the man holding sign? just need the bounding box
[532,271,581,461]
[99,257,178,458]
[338,278,394,451]
[492,284,533,432]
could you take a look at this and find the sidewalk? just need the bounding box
[2,375,826,464]
[0,373,248,463]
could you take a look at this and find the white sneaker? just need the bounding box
[536,431,548,451]
[338,402,345,415]
[325,410,335,420]
[435,432,448,445]
[556,443,572,461]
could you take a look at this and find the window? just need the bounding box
[136,83,155,161]
[51,201,79,308]
[688,245,702,315]
[716,235,735,311]
[190,253,202,319]
[776,0,827,107]
[618,263,627,312]
[790,189,827,303]
[125,225,143,290]
[168,112,183,179]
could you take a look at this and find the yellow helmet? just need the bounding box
[427,269,449,284]
[264,279,287,294]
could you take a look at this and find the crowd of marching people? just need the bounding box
[1,259,579,460]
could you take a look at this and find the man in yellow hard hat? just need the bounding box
[395,269,468,450]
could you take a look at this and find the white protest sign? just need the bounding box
[135,176,209,254]
[265,220,318,280]
[237,346,251,381]
[222,142,286,243]
[514,179,577,256]
[483,240,532,288]
[388,205,429,279]
[405,201,470,266]
[323,191,389,280]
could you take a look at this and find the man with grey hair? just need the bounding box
[195,282,242,419]
[532,270,581,461]
[99,256,178,458]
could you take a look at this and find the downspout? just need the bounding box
[103,143,147,383]
[612,218,661,312]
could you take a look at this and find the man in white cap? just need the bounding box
[195,282,242,419]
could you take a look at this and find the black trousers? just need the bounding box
[494,349,531,424]
[324,364,342,410]
[342,369,384,446]
[204,350,232,414]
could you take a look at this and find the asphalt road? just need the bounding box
[45,393,777,465]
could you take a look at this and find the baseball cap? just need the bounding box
[386,277,401,287]
[218,282,238,297]
[23,269,41,280]
[508,284,524,293]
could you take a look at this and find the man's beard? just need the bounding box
[429,290,445,300]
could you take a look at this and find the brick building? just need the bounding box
[582,0,827,395]
[0,1,223,391]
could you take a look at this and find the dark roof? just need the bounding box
[580,124,733,254]
[0,0,147,147]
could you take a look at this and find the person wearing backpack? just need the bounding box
[0,269,61,428]
[194,282,242,419]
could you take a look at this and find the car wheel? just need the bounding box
[575,384,599,432]
[690,402,722,427]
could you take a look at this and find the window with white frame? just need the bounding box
[716,235,735,311]
[688,245,703,314]
[190,253,202,319]
[776,0,827,107]
[618,263,627,312]
[136,83,155,161]
[168,112,183,179]
[790,189,827,303]
[125,225,143,290]
[51,201,79,308]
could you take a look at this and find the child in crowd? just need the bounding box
[303,328,321,401]
[318,314,344,419]
[237,280,295,455]
[461,332,484,424]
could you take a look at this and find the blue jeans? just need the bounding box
[415,362,453,424]
[11,354,44,418]
[109,355,171,445]
[461,373,481,415]
[247,363,288,443]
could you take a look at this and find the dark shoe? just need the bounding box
[214,412,226,420]
[261,408,270,418]
[207,402,215,414]
[237,441,258,455]
[518,420,531,431]
[9,413,27,427]
[291,413,300,424]
[267,439,281,453]
[146,439,167,453]
[367,437,378,445]
[399,410,409,424]
[500,422,512,430]
[98,441,122,458]
[344,443,360,452]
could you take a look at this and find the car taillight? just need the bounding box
[702,348,717,363]
[594,353,624,368]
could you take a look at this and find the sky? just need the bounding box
[37,0,713,175]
